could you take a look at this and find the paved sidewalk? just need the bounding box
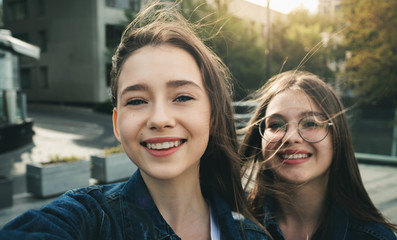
[0,104,396,228]
[360,163,397,224]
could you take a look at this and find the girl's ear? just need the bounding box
[112,108,121,143]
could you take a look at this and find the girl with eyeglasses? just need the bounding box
[240,70,397,239]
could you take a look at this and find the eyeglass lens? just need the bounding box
[259,115,331,143]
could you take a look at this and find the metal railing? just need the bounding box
[232,101,258,130]
[355,153,397,166]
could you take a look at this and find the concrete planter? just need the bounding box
[0,176,13,208]
[90,153,137,183]
[0,152,14,177]
[26,160,90,198]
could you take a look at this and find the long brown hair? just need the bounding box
[110,0,255,223]
[240,70,397,236]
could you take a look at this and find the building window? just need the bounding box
[106,0,140,11]
[5,0,28,21]
[0,91,5,123]
[39,66,49,89]
[130,0,140,11]
[38,30,47,52]
[20,68,31,89]
[37,0,45,16]
[106,63,112,87]
[14,33,29,43]
[105,24,124,48]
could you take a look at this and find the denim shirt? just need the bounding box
[261,198,397,240]
[0,170,269,240]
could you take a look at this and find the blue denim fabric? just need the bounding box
[0,170,269,240]
[261,198,397,240]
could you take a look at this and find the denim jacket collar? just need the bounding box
[261,197,397,240]
[261,197,350,240]
[119,170,242,240]
[120,170,178,239]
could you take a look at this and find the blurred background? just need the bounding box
[0,0,397,226]
[0,0,396,157]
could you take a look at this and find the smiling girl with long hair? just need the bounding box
[240,70,397,239]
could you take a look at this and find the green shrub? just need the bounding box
[103,145,124,156]
[42,155,83,165]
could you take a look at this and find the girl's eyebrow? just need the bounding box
[120,83,148,97]
[264,111,325,119]
[119,79,203,97]
[299,111,325,118]
[166,79,202,90]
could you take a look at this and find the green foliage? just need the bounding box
[0,3,3,28]
[270,9,336,83]
[342,0,397,106]
[180,0,269,99]
[212,16,268,99]
[109,1,336,100]
[43,155,83,165]
[104,145,124,156]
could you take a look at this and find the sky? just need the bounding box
[245,0,319,14]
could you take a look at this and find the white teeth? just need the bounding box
[281,153,309,159]
[147,141,181,150]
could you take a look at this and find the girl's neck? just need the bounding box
[275,181,328,240]
[141,170,211,240]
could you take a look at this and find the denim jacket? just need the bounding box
[261,198,397,240]
[1,170,269,240]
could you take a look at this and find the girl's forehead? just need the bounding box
[266,89,321,117]
[118,44,205,91]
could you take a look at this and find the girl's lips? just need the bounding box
[277,150,312,165]
[141,137,186,157]
[146,140,183,150]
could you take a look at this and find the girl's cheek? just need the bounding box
[262,140,277,150]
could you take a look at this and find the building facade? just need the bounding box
[228,0,283,35]
[318,0,342,17]
[3,0,142,104]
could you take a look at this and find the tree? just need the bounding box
[342,0,397,106]
[0,2,3,28]
[342,0,397,156]
[181,2,336,100]
[270,9,336,83]
[181,0,268,100]
[211,15,268,99]
[112,1,336,100]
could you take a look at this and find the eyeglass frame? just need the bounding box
[256,115,333,143]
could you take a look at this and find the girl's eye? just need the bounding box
[302,120,319,128]
[174,95,194,103]
[301,116,327,129]
[126,99,147,106]
[267,122,285,130]
[265,117,286,130]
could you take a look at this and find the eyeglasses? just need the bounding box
[257,115,333,143]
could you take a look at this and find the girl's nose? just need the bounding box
[283,122,304,143]
[146,101,176,130]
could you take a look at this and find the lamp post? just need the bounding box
[265,0,271,79]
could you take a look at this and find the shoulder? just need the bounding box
[2,183,127,225]
[68,181,126,203]
[30,181,128,216]
[348,217,397,240]
[0,182,127,239]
